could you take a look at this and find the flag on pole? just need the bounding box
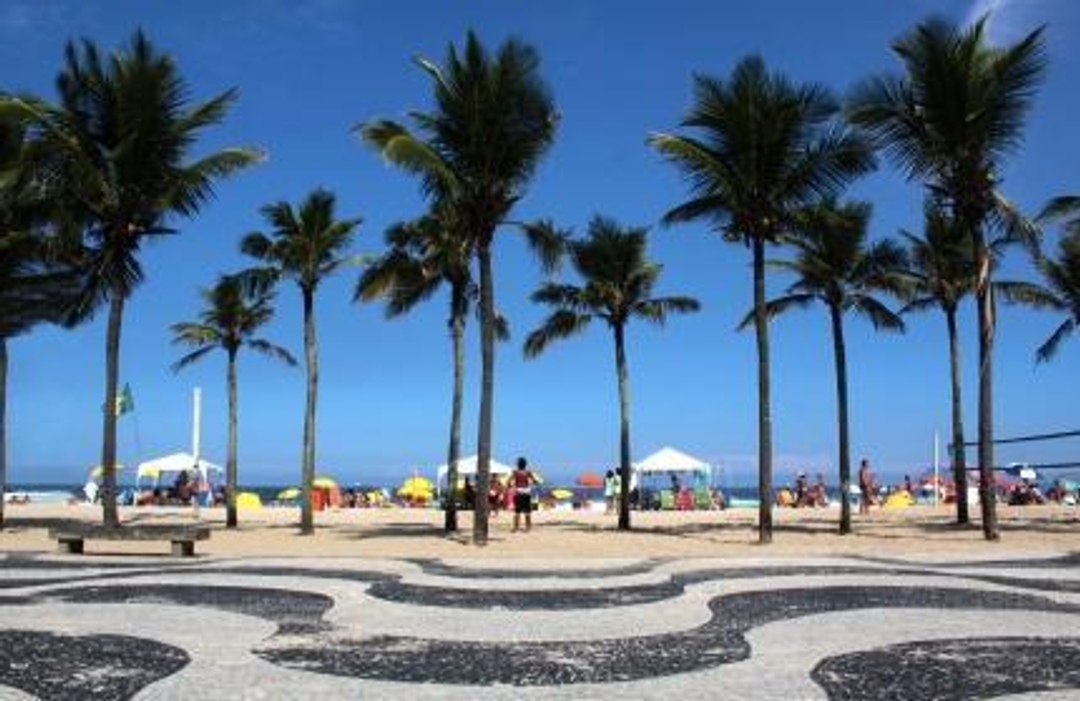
[116,383,135,417]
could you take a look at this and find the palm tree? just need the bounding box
[524,217,699,530]
[898,207,976,524]
[649,56,874,543]
[750,200,905,534]
[0,31,258,526]
[848,17,1047,540]
[170,275,296,529]
[358,31,560,545]
[356,210,472,533]
[241,188,360,535]
[0,116,80,527]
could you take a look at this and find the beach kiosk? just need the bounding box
[135,452,223,504]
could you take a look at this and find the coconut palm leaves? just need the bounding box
[0,31,259,526]
[650,55,873,543]
[849,16,1047,540]
[749,200,904,534]
[171,275,295,528]
[1022,232,1080,363]
[525,217,698,530]
[358,30,559,545]
[241,188,360,535]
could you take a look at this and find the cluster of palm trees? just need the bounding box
[1,18,1076,543]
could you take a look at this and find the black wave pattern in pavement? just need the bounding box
[37,584,336,635]
[812,637,1080,700]
[256,585,1080,686]
[0,630,189,700]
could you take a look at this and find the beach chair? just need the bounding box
[659,489,675,510]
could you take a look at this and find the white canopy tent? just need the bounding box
[135,452,223,485]
[436,454,514,494]
[634,447,712,483]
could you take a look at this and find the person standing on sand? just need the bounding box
[604,470,616,514]
[858,459,874,515]
[511,457,536,532]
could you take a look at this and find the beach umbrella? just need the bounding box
[236,492,262,510]
[276,487,300,501]
[398,476,435,501]
[313,476,338,489]
[551,488,573,500]
[576,471,604,488]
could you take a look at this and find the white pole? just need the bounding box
[933,430,940,509]
[192,386,202,461]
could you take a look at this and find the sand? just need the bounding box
[1,501,1077,559]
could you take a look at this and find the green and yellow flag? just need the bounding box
[115,383,134,417]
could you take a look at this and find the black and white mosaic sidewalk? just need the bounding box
[1,551,1079,699]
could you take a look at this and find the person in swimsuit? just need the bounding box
[511,457,536,532]
[858,458,874,515]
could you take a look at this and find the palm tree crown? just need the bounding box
[242,188,361,290]
[525,217,700,356]
[650,56,874,245]
[4,30,260,316]
[171,275,296,370]
[758,200,907,327]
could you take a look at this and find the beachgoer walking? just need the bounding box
[604,469,617,514]
[858,459,874,515]
[511,457,536,532]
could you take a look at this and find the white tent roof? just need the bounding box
[436,454,513,484]
[634,447,711,474]
[136,452,222,480]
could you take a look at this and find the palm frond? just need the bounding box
[246,338,298,366]
[737,293,816,331]
[170,345,215,373]
[523,309,592,358]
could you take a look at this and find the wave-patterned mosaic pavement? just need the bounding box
[1,551,1079,699]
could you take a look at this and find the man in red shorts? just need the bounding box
[511,457,537,532]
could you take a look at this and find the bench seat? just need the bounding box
[48,524,211,557]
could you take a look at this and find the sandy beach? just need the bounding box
[2,501,1076,559]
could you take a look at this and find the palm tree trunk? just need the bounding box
[830,305,852,535]
[444,290,466,533]
[945,306,969,525]
[975,240,998,540]
[100,291,124,527]
[614,323,633,531]
[0,339,7,529]
[226,349,239,529]
[752,236,773,543]
[300,287,318,536]
[474,241,495,546]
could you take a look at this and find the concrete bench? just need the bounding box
[48,524,211,557]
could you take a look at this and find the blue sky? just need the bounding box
[3,0,1079,488]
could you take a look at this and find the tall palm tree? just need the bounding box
[358,31,560,545]
[649,56,874,543]
[849,17,1047,540]
[0,31,258,526]
[0,116,80,527]
[170,275,296,529]
[750,200,905,534]
[524,217,699,530]
[899,207,975,524]
[241,188,360,535]
[356,210,472,533]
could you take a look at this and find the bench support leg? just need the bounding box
[58,538,84,555]
[171,540,195,557]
